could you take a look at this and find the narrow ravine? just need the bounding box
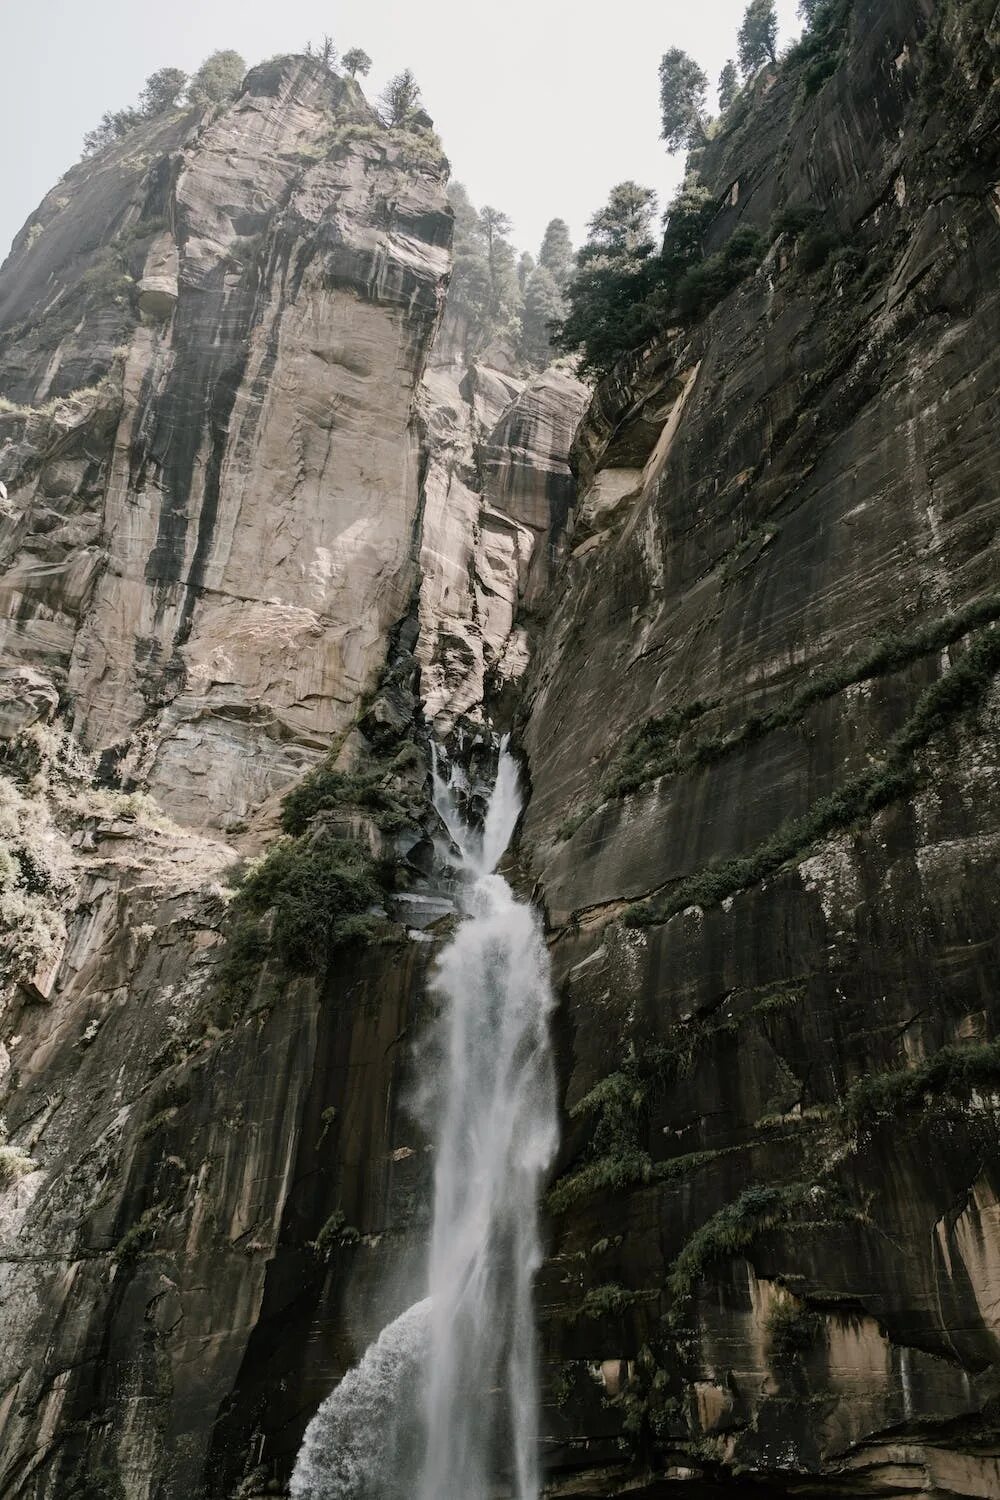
[291,740,558,1500]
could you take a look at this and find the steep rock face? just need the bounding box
[0,58,588,1500]
[418,340,588,732]
[524,2,1000,1494]
[0,57,452,832]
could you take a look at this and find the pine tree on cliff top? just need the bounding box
[658,47,709,152]
[379,69,422,126]
[718,59,740,112]
[342,48,373,77]
[737,0,778,78]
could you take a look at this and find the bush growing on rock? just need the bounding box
[188,50,246,106]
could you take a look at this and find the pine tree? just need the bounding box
[445,185,522,357]
[585,182,658,257]
[538,218,575,290]
[188,51,245,107]
[798,0,824,22]
[737,0,778,78]
[342,48,373,77]
[521,265,566,368]
[517,252,535,293]
[658,48,709,152]
[379,69,422,127]
[137,68,188,117]
[718,59,739,112]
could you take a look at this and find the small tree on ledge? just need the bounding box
[378,68,422,126]
[658,48,709,153]
[342,47,373,78]
[738,0,778,78]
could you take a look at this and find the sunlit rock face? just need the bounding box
[524,1,1000,1495]
[0,57,452,833]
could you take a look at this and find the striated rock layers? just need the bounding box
[1,2,1000,1497]
[0,55,585,1499]
[526,1,1000,1496]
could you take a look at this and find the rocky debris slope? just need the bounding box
[0,55,586,1499]
[524,1,1000,1494]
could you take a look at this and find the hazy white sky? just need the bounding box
[1,0,802,264]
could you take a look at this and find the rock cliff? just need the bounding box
[526,1,1000,1494]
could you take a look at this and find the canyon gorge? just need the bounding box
[0,1,999,1496]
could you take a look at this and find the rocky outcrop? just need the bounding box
[524,1,1000,1494]
[0,57,452,833]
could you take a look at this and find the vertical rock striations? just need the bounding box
[524,1,1000,1495]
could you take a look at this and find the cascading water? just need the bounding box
[291,739,558,1500]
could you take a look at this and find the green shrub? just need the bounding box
[668,1183,812,1305]
[624,621,1000,925]
[224,831,384,979]
[675,227,766,320]
[574,1282,646,1320]
[766,1295,822,1354]
[844,1040,1000,1123]
[281,765,404,836]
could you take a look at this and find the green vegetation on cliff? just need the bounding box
[625,622,1000,927]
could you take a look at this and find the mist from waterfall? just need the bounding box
[290,739,558,1500]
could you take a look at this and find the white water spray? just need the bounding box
[291,740,558,1500]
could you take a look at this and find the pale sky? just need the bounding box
[1,0,802,265]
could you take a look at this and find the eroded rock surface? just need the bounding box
[525,2,1000,1494]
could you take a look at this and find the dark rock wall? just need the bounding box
[523,2,1000,1494]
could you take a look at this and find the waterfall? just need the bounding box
[291,740,558,1500]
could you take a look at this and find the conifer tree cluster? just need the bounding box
[447,188,576,370]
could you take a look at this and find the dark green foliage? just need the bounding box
[668,1184,812,1305]
[658,48,709,152]
[596,592,1000,820]
[625,622,1000,926]
[737,0,778,78]
[137,67,188,116]
[188,50,245,106]
[554,177,723,377]
[446,183,523,356]
[766,1297,822,1354]
[784,0,855,98]
[521,265,565,368]
[280,750,416,836]
[537,217,575,290]
[675,226,766,318]
[83,109,142,154]
[547,988,802,1213]
[718,60,740,112]
[574,1282,647,1320]
[769,203,823,239]
[82,62,190,154]
[844,1041,1000,1123]
[224,832,383,982]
